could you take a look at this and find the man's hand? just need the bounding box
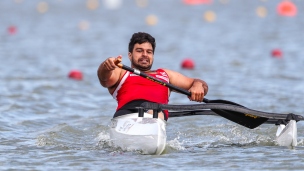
[188,79,207,102]
[102,55,122,71]
[98,55,123,88]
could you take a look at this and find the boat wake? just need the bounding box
[36,122,109,151]
[165,123,279,152]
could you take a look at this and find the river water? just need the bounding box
[1,0,304,170]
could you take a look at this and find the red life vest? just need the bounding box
[112,69,170,118]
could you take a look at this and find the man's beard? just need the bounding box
[131,57,153,71]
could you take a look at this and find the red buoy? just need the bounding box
[8,25,17,35]
[183,0,212,5]
[271,49,283,58]
[277,1,297,17]
[181,58,195,69]
[68,70,83,80]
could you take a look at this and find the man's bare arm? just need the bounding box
[97,56,122,88]
[163,69,208,102]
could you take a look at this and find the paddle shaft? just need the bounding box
[117,63,209,102]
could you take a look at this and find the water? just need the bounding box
[1,0,304,170]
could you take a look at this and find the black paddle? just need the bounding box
[168,110,302,124]
[115,63,291,129]
[141,102,303,123]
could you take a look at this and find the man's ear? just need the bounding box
[128,52,132,60]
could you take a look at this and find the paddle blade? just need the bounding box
[211,109,269,129]
[205,99,268,128]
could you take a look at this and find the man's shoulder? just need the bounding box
[157,68,170,72]
[157,68,175,75]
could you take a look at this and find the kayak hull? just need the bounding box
[109,113,167,155]
[276,120,297,147]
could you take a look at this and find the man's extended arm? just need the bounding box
[97,56,122,88]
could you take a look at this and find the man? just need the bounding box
[97,32,208,121]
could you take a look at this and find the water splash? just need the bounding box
[166,136,186,152]
[95,131,111,148]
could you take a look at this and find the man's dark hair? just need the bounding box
[128,32,156,53]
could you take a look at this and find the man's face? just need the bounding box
[128,42,154,71]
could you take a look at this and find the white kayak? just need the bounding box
[276,120,297,147]
[109,113,167,155]
[109,113,298,154]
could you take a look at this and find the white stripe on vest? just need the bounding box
[112,71,129,100]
